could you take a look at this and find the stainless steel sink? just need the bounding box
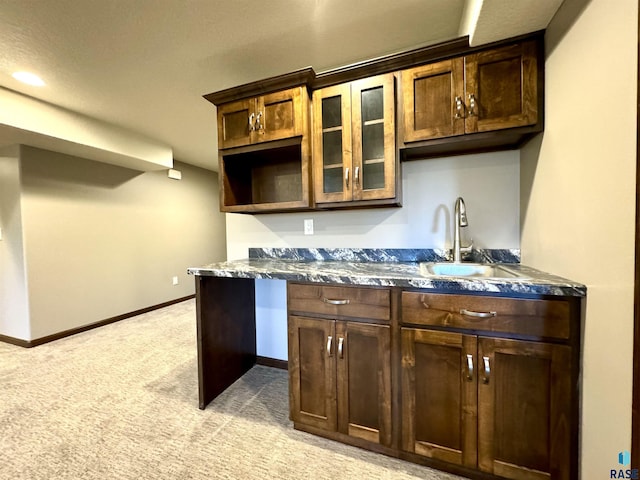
[419,262,528,279]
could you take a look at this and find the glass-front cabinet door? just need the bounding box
[313,74,395,205]
[313,84,352,203]
[351,74,395,202]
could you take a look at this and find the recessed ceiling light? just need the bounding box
[12,71,45,87]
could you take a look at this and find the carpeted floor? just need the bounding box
[0,299,466,479]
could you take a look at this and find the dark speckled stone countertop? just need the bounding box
[187,248,586,297]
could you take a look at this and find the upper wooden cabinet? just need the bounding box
[206,76,313,213]
[312,74,398,207]
[204,33,544,213]
[401,39,541,146]
[217,87,306,149]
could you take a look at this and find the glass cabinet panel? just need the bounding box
[360,86,385,191]
[321,96,344,194]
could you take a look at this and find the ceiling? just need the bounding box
[0,0,564,171]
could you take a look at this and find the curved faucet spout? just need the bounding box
[453,197,472,263]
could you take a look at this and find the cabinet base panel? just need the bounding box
[196,277,256,410]
[293,422,500,480]
[400,128,541,162]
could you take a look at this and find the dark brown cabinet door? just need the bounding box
[257,87,305,143]
[351,74,396,202]
[401,58,465,142]
[312,83,353,204]
[288,315,337,431]
[217,98,255,149]
[217,87,306,150]
[401,328,478,467]
[336,321,391,446]
[465,41,539,133]
[477,337,571,480]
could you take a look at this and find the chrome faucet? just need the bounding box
[453,197,473,263]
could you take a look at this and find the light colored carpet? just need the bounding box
[0,299,466,480]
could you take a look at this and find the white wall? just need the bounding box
[227,151,520,259]
[0,146,30,340]
[520,0,637,476]
[226,150,520,359]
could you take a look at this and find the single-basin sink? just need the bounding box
[419,262,528,279]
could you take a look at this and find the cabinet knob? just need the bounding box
[255,111,263,131]
[344,167,350,189]
[468,94,477,117]
[248,113,255,132]
[454,96,465,119]
[354,166,360,186]
[327,335,333,356]
[338,337,344,359]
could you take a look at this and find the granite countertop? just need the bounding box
[187,248,586,297]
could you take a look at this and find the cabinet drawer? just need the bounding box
[402,292,570,339]
[288,283,390,321]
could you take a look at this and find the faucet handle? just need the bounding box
[460,238,474,255]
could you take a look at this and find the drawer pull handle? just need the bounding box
[323,298,350,305]
[466,354,474,381]
[419,295,429,309]
[327,336,333,356]
[482,356,491,384]
[460,308,497,318]
[338,337,344,359]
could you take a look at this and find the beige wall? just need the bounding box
[3,145,225,341]
[520,0,637,476]
[0,145,30,339]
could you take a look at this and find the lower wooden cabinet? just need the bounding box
[401,329,572,480]
[286,284,580,480]
[288,315,392,446]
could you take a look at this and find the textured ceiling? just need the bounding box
[0,0,563,171]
